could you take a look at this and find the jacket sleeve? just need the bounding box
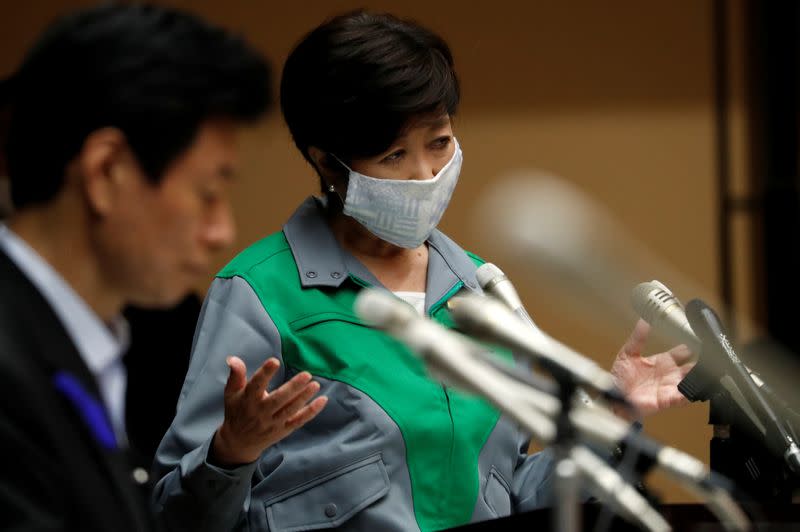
[151,276,285,532]
[510,437,556,513]
[509,410,636,513]
[0,388,68,531]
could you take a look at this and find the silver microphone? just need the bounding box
[631,280,784,449]
[631,280,701,353]
[476,262,536,327]
[446,293,622,401]
[631,281,768,388]
[355,288,749,531]
[354,288,672,532]
[568,446,671,532]
[354,287,561,437]
[632,280,773,406]
[477,262,593,406]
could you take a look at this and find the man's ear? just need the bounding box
[74,127,130,216]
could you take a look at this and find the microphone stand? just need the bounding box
[483,372,671,532]
[551,374,582,532]
[356,288,724,531]
[414,329,672,532]
[467,278,633,531]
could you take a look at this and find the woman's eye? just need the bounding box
[432,136,452,149]
[381,150,405,164]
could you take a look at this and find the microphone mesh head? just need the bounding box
[631,280,682,324]
[475,262,505,290]
[354,288,415,330]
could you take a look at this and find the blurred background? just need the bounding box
[2,0,796,504]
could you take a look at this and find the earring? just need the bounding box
[328,184,335,193]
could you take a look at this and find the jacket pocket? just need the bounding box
[483,466,512,517]
[264,453,390,531]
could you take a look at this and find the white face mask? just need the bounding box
[331,138,463,248]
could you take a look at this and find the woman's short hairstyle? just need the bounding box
[280,10,460,182]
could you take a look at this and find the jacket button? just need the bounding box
[324,503,338,518]
[132,467,149,485]
[306,271,317,278]
[330,271,342,279]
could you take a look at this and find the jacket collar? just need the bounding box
[282,197,481,310]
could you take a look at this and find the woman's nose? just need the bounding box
[410,156,441,181]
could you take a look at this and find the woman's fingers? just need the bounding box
[261,371,313,412]
[273,381,321,420]
[224,356,248,397]
[243,357,281,401]
[285,396,328,429]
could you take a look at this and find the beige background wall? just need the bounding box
[1,0,755,503]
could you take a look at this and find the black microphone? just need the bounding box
[684,299,800,473]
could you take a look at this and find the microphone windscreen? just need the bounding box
[473,172,723,344]
[354,288,415,330]
[631,281,673,323]
[475,262,505,290]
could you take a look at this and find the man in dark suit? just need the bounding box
[0,5,273,530]
[0,78,9,219]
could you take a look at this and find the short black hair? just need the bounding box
[4,4,271,209]
[280,10,459,172]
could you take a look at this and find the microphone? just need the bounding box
[468,272,738,515]
[631,281,793,421]
[355,286,418,329]
[354,287,562,435]
[568,445,671,532]
[355,288,670,531]
[685,299,800,473]
[445,293,625,403]
[631,280,701,354]
[460,274,749,529]
[476,262,536,327]
[354,287,561,403]
[355,288,749,531]
[477,262,594,406]
[631,281,774,399]
[472,173,740,350]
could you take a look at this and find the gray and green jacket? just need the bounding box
[152,197,555,531]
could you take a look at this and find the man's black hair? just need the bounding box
[4,4,271,208]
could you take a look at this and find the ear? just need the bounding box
[74,127,131,216]
[307,146,347,190]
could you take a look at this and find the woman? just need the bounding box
[153,11,692,531]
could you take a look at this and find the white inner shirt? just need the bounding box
[393,291,426,316]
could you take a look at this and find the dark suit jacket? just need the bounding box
[0,249,154,531]
[124,294,200,466]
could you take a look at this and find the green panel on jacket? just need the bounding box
[218,231,503,531]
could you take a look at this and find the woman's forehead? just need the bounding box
[397,113,452,138]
